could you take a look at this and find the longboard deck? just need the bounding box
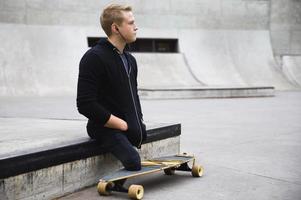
[99,154,194,182]
[100,165,162,182]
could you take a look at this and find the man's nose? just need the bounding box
[134,26,138,31]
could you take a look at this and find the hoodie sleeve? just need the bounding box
[76,52,111,125]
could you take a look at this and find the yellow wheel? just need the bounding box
[164,168,175,175]
[128,184,144,200]
[191,165,204,177]
[97,181,113,196]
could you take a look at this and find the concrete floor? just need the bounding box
[54,91,301,200]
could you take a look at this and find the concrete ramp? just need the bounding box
[0,23,86,97]
[178,30,296,90]
[0,24,279,99]
[282,56,301,87]
[134,53,203,88]
[134,52,274,99]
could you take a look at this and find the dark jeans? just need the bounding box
[88,126,141,171]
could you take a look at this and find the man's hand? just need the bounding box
[104,114,128,131]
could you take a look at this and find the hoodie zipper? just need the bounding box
[128,75,143,148]
[119,53,143,148]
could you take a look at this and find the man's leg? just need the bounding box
[110,133,141,171]
[87,124,141,171]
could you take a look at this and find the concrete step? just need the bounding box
[0,123,181,200]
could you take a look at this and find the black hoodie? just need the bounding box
[77,39,146,148]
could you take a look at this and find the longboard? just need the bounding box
[97,153,204,200]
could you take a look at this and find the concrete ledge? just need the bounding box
[139,86,275,99]
[0,124,180,179]
[0,124,180,200]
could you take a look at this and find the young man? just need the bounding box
[77,4,146,171]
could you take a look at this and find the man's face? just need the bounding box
[118,11,138,43]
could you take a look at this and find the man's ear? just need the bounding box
[112,23,119,33]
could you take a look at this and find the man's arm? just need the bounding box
[77,52,127,131]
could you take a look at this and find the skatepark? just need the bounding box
[0,0,301,199]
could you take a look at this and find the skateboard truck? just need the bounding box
[98,179,144,199]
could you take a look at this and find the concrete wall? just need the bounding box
[270,0,301,56]
[0,23,90,96]
[0,0,269,30]
[0,0,299,96]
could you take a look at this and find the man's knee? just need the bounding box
[123,152,141,171]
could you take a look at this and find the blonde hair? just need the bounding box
[100,4,132,36]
